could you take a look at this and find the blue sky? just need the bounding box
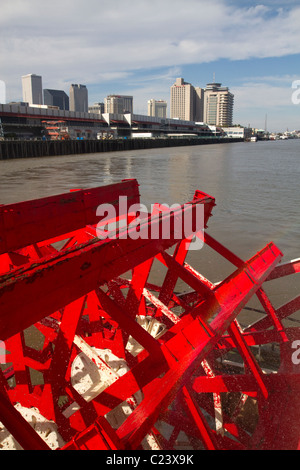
[1,0,300,132]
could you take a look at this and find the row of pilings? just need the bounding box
[0,137,243,160]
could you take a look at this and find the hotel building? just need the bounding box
[204,83,234,127]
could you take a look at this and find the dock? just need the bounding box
[0,137,242,160]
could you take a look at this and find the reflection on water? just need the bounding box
[0,140,299,324]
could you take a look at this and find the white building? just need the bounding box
[88,102,104,114]
[222,126,252,140]
[22,74,43,105]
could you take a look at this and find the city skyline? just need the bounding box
[1,1,300,132]
[13,72,236,124]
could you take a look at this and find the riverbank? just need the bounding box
[0,137,242,160]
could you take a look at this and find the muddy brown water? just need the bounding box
[0,139,299,330]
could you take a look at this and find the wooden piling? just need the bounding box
[0,137,243,160]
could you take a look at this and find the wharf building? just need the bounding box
[22,74,43,106]
[0,103,217,141]
[148,99,167,119]
[170,78,204,122]
[69,84,88,113]
[203,83,234,127]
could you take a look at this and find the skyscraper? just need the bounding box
[43,89,69,110]
[148,99,167,118]
[22,74,43,105]
[69,84,88,112]
[170,78,204,122]
[104,95,133,114]
[203,83,234,127]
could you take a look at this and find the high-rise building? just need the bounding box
[203,83,234,127]
[43,89,69,110]
[69,84,88,112]
[170,78,204,122]
[104,95,133,114]
[22,74,43,105]
[148,99,167,118]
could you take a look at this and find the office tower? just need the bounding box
[148,99,167,118]
[170,78,204,122]
[69,84,88,112]
[88,102,104,114]
[104,95,133,114]
[22,74,43,105]
[43,89,69,110]
[204,83,234,127]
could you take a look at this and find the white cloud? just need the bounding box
[2,0,300,113]
[233,83,292,109]
[231,79,300,131]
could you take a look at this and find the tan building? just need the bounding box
[148,99,167,118]
[104,95,133,114]
[204,83,234,127]
[170,78,203,122]
[170,78,194,121]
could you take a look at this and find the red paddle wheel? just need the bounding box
[0,179,299,451]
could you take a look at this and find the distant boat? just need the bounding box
[250,136,257,142]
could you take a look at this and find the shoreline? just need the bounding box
[0,137,243,160]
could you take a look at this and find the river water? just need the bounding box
[0,139,299,326]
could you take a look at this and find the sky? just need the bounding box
[1,0,300,132]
